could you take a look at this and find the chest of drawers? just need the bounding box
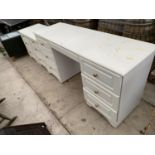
[19,24,60,79]
[81,55,154,127]
[81,58,122,95]
[19,24,80,83]
[80,58,121,126]
[20,23,155,127]
[82,74,120,111]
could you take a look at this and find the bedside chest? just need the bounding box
[19,24,80,82]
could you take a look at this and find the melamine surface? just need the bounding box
[35,23,155,75]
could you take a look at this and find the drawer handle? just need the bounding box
[94,90,99,94]
[93,74,98,78]
[95,104,99,108]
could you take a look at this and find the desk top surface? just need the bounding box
[35,23,155,75]
[19,24,47,40]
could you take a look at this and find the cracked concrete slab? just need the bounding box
[12,56,84,119]
[0,54,69,134]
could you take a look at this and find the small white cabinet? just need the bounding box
[20,23,155,127]
[19,24,80,83]
[19,24,60,78]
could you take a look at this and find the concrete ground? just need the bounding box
[0,53,155,134]
[0,54,68,134]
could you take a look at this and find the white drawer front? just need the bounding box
[35,47,57,70]
[28,45,58,74]
[83,89,117,121]
[36,36,57,60]
[37,37,50,48]
[25,44,33,51]
[21,36,59,77]
[21,35,36,56]
[34,51,44,64]
[24,44,37,59]
[22,35,35,45]
[38,44,55,60]
[32,45,51,60]
[34,51,58,72]
[81,59,122,95]
[34,55,59,78]
[42,61,59,79]
[27,48,36,59]
[42,57,57,70]
[29,45,43,60]
[82,75,120,111]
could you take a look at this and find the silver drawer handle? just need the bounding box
[95,104,99,108]
[93,73,98,77]
[94,90,99,94]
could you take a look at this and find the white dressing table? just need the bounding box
[19,23,155,127]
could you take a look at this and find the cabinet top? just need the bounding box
[19,24,47,40]
[35,23,155,75]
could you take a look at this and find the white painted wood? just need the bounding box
[34,22,155,76]
[35,35,80,82]
[81,58,122,95]
[19,25,47,62]
[37,37,51,48]
[52,48,80,83]
[20,23,155,127]
[34,23,155,127]
[37,45,54,59]
[117,52,155,126]
[82,74,120,111]
[83,88,117,123]
[21,36,37,59]
[19,24,61,80]
[19,24,80,83]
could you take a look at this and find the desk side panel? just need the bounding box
[117,53,155,125]
[52,49,80,83]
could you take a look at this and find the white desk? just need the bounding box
[19,23,155,127]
